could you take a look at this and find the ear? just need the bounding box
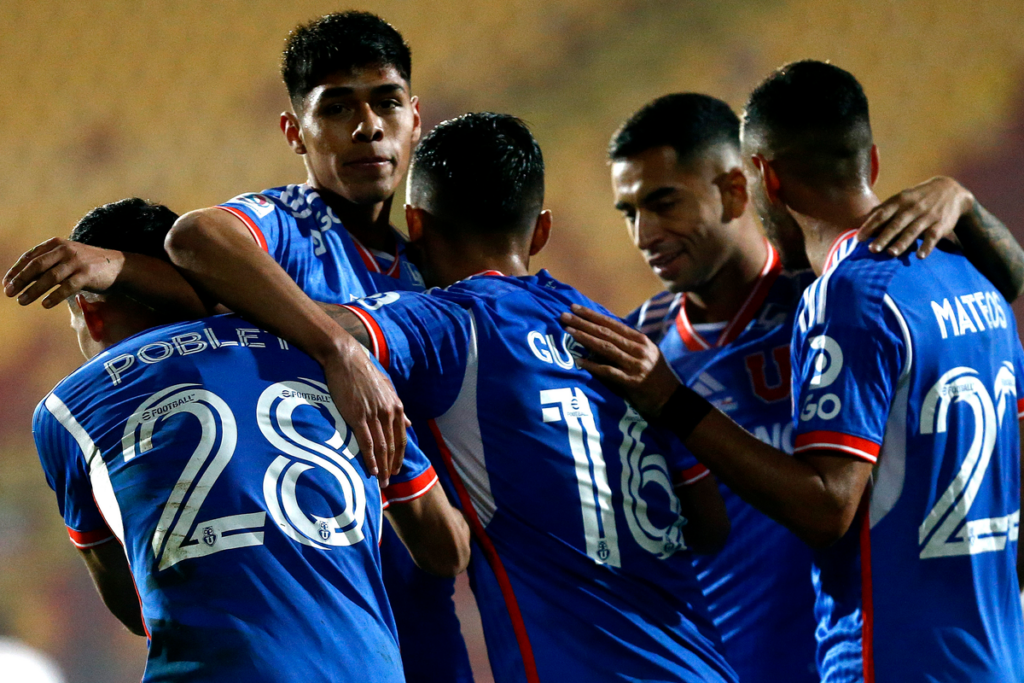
[410,95,422,147]
[869,144,880,187]
[718,167,749,222]
[528,210,552,256]
[405,204,425,243]
[753,155,783,205]
[281,111,306,155]
[76,294,105,342]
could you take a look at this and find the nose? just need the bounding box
[352,103,384,143]
[633,210,662,250]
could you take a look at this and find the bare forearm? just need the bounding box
[116,253,210,318]
[80,543,145,636]
[319,302,373,350]
[165,211,357,364]
[385,485,471,577]
[955,199,1024,302]
[679,410,857,547]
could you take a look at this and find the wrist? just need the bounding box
[652,385,714,442]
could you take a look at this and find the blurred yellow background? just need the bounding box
[2,1,1024,680]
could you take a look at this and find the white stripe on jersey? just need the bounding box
[434,314,497,526]
[870,296,914,528]
[44,393,126,545]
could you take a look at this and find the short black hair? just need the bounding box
[70,198,178,261]
[282,11,411,107]
[743,60,872,185]
[410,112,545,235]
[609,93,740,163]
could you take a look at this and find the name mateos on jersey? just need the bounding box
[931,290,1008,339]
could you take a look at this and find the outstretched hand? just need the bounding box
[559,304,679,418]
[4,238,124,307]
[856,176,974,259]
[323,344,408,488]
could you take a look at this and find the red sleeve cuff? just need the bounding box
[1017,397,1024,419]
[67,526,115,549]
[382,466,439,507]
[339,304,390,368]
[673,464,710,487]
[217,206,269,252]
[794,430,880,463]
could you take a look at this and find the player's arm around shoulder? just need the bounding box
[78,541,146,636]
[385,483,471,577]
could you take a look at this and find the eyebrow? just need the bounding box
[640,186,677,206]
[316,83,406,100]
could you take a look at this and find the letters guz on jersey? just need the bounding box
[344,270,739,683]
[629,240,819,683]
[218,184,475,683]
[791,231,1024,683]
[32,315,426,682]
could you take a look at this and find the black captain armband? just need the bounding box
[654,385,714,442]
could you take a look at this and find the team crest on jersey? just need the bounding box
[235,193,275,218]
[202,526,217,547]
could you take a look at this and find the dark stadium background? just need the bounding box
[2,1,1023,680]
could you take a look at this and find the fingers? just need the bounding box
[566,304,647,342]
[6,248,67,302]
[353,423,380,480]
[865,201,922,254]
[883,215,932,257]
[916,226,944,259]
[856,200,900,243]
[391,409,407,476]
[4,238,61,292]
[18,260,76,307]
[560,311,645,359]
[575,356,632,386]
[563,323,636,370]
[369,417,390,489]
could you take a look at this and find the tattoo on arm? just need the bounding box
[956,200,1024,302]
[319,302,372,350]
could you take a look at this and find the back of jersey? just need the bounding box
[792,235,1024,683]
[348,271,736,683]
[33,315,401,683]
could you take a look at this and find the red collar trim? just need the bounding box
[350,234,402,278]
[674,238,782,351]
[823,229,859,275]
[471,270,505,277]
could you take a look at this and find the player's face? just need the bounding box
[295,66,421,206]
[612,146,737,293]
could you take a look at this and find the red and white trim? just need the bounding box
[350,235,402,278]
[469,270,505,278]
[67,526,115,549]
[428,419,540,683]
[794,430,880,463]
[673,464,710,487]
[382,466,439,508]
[340,304,390,368]
[674,239,782,352]
[1017,397,1024,419]
[217,206,269,252]
[823,229,860,274]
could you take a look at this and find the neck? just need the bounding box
[424,239,531,288]
[685,213,769,324]
[789,188,879,275]
[308,180,397,252]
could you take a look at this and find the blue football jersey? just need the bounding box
[219,184,472,683]
[792,231,1024,683]
[32,315,441,682]
[630,241,819,683]
[342,270,739,683]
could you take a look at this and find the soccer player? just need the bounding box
[33,198,470,682]
[608,94,1024,683]
[5,13,475,681]
[564,61,1024,682]
[324,112,739,683]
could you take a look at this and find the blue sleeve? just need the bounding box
[665,439,711,488]
[218,193,289,256]
[342,291,472,421]
[32,397,114,548]
[791,269,906,463]
[383,426,439,505]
